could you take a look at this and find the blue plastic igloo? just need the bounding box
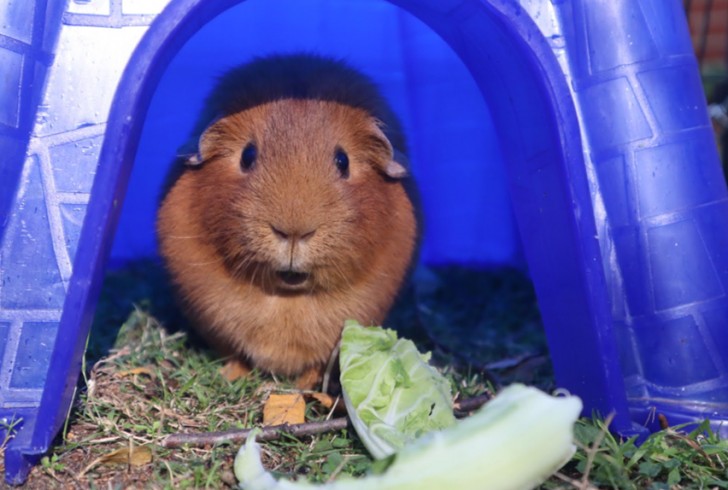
[2,0,728,484]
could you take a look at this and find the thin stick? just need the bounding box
[580,412,615,488]
[161,417,349,448]
[453,393,492,414]
[161,392,493,448]
[552,471,599,490]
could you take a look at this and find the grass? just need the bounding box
[8,261,728,489]
[557,418,728,489]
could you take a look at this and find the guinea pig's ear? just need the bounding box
[187,118,225,166]
[366,122,408,179]
[186,153,203,166]
[389,149,410,179]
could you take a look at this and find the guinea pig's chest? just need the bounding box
[237,291,343,364]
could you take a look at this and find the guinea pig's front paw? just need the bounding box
[294,365,325,391]
[219,358,252,381]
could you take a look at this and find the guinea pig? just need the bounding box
[157,54,418,389]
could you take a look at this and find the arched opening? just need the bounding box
[110,1,517,268]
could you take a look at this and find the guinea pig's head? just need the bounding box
[187,99,410,294]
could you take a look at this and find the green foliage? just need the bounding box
[0,415,22,451]
[562,417,728,489]
[40,453,66,476]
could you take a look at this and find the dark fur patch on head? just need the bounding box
[188,54,408,162]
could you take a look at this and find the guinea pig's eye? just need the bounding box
[334,148,349,178]
[240,143,257,171]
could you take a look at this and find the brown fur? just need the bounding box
[157,93,417,388]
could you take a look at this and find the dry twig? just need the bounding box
[580,412,615,488]
[161,417,349,448]
[161,393,494,448]
[552,471,600,490]
[453,393,492,414]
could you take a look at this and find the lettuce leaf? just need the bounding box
[339,320,456,459]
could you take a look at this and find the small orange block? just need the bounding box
[263,393,306,426]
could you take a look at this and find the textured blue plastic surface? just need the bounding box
[1,0,727,484]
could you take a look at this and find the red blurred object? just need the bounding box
[685,0,728,67]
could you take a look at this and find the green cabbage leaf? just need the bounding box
[338,320,456,459]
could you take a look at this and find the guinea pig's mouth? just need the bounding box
[275,270,311,288]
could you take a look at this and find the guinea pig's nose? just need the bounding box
[270,224,316,242]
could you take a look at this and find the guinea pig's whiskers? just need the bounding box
[186,256,226,267]
[231,255,252,278]
[304,273,317,295]
[165,233,209,240]
[327,261,354,292]
[249,262,263,288]
[232,256,267,290]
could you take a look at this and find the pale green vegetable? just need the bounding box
[234,384,583,490]
[338,320,456,459]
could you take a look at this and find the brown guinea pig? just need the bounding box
[157,54,418,389]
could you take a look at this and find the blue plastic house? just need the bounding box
[2,0,727,484]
